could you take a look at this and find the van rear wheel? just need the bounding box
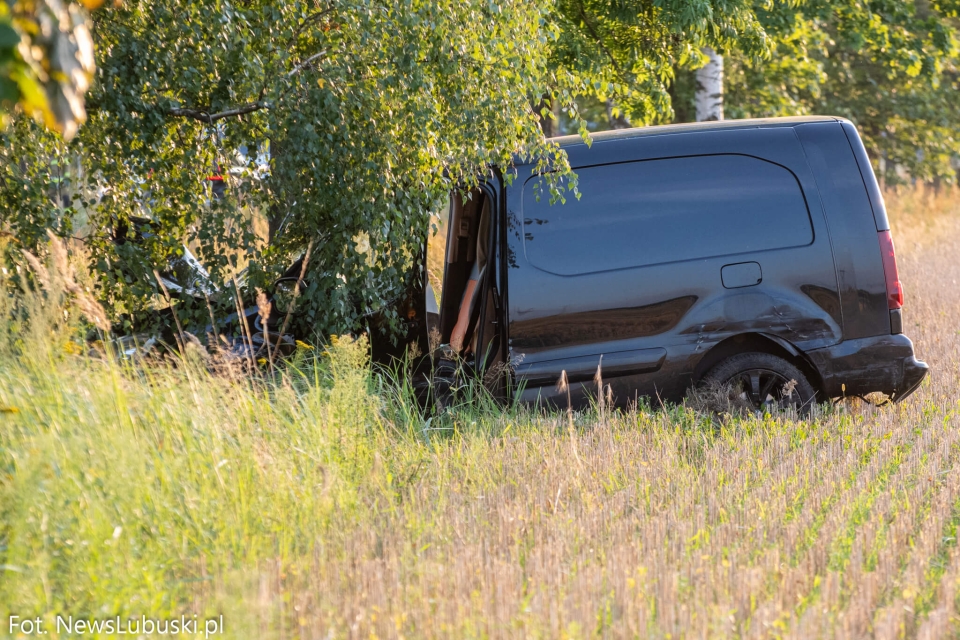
[701,352,816,413]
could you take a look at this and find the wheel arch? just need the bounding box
[692,333,825,397]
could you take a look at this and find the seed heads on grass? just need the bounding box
[255,288,273,372]
[21,231,108,331]
[556,368,573,432]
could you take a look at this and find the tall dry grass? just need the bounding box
[0,187,959,638]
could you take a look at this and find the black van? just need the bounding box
[408,116,928,411]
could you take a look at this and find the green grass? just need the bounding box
[1,336,386,628]
[2,187,960,638]
[0,338,952,638]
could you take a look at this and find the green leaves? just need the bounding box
[6,0,954,343]
[3,0,578,338]
[547,0,959,184]
[721,0,960,182]
[548,0,773,125]
[0,1,97,139]
[0,22,18,50]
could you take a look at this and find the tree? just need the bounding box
[0,0,100,138]
[1,0,582,338]
[721,0,960,182]
[695,47,724,121]
[546,0,771,126]
[548,1,959,183]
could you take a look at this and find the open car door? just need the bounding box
[424,179,509,405]
[369,176,507,408]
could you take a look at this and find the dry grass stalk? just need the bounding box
[232,276,255,368]
[270,238,313,368]
[153,269,186,351]
[556,368,573,432]
[255,288,272,368]
[22,231,108,330]
[594,356,604,421]
[21,248,51,292]
[428,326,442,355]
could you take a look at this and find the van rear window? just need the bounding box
[522,154,813,276]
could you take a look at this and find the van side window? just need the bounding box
[522,154,813,276]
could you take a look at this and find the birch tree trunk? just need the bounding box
[695,47,724,122]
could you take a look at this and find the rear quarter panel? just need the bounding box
[796,122,890,339]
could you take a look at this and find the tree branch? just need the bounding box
[287,50,328,77]
[164,46,327,123]
[577,1,625,81]
[165,37,328,121]
[167,101,269,123]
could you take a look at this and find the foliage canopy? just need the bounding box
[1,0,959,341]
[2,0,579,336]
[723,0,960,181]
[564,0,960,180]
[548,0,772,125]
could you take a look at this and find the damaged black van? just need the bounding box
[407,116,928,411]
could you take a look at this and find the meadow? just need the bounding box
[1,187,959,639]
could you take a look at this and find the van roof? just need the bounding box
[549,116,843,149]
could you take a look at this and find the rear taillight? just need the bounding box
[878,230,903,310]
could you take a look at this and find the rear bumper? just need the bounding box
[806,334,929,401]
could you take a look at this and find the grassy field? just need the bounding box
[2,188,960,638]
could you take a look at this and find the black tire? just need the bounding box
[701,352,817,413]
[431,357,459,413]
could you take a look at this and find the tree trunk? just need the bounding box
[695,47,724,122]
